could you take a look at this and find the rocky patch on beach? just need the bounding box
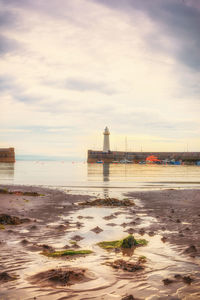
[78,197,135,207]
[0,272,17,283]
[162,274,194,285]
[106,259,145,272]
[121,295,141,300]
[91,226,103,233]
[29,267,93,286]
[0,214,30,225]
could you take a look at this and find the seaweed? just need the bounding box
[97,235,148,250]
[41,249,93,257]
[79,197,135,207]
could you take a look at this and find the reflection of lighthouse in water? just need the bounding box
[103,163,110,182]
[103,163,110,198]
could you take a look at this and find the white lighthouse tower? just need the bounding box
[103,126,110,152]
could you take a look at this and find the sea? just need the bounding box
[0,161,200,192]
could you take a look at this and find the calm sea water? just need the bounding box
[0,161,200,191]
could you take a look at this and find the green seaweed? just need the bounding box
[97,235,148,250]
[41,249,93,257]
[0,224,5,230]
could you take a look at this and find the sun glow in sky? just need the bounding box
[1,0,200,159]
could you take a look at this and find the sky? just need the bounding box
[0,0,200,159]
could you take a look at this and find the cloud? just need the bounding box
[65,78,116,95]
[0,10,19,28]
[93,0,200,71]
[0,34,20,55]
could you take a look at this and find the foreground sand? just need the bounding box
[0,185,200,300]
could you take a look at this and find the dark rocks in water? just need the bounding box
[0,214,30,225]
[0,272,17,282]
[184,227,190,231]
[162,278,174,285]
[78,197,135,207]
[29,267,89,286]
[106,223,117,227]
[91,226,103,234]
[40,244,54,252]
[71,235,84,241]
[30,225,37,230]
[76,221,83,228]
[107,259,144,272]
[161,236,167,243]
[122,296,141,300]
[148,231,155,237]
[56,224,67,231]
[176,219,181,223]
[125,228,135,235]
[182,275,193,284]
[184,245,197,254]
[139,228,145,236]
[21,239,29,245]
[174,274,182,279]
[103,214,117,220]
[121,295,135,300]
[171,209,175,213]
[121,222,128,227]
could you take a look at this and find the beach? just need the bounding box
[0,184,200,300]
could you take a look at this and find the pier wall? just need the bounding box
[0,148,15,163]
[87,150,200,163]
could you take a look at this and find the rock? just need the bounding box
[161,236,167,243]
[139,229,145,235]
[107,259,144,272]
[182,275,193,284]
[56,224,67,231]
[106,223,117,227]
[103,214,116,220]
[90,226,103,234]
[29,267,90,286]
[71,235,84,241]
[125,228,135,234]
[21,239,29,245]
[0,272,16,282]
[148,231,155,236]
[184,245,197,254]
[174,274,182,279]
[121,295,135,300]
[162,278,174,285]
[76,222,83,228]
[0,214,30,225]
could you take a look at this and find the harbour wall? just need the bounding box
[0,148,15,163]
[87,150,200,163]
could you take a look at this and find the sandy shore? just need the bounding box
[127,189,200,255]
[0,185,200,300]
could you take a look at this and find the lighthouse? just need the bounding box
[103,126,110,152]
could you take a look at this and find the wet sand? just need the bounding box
[0,185,200,300]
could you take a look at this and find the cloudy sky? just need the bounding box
[0,0,200,159]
